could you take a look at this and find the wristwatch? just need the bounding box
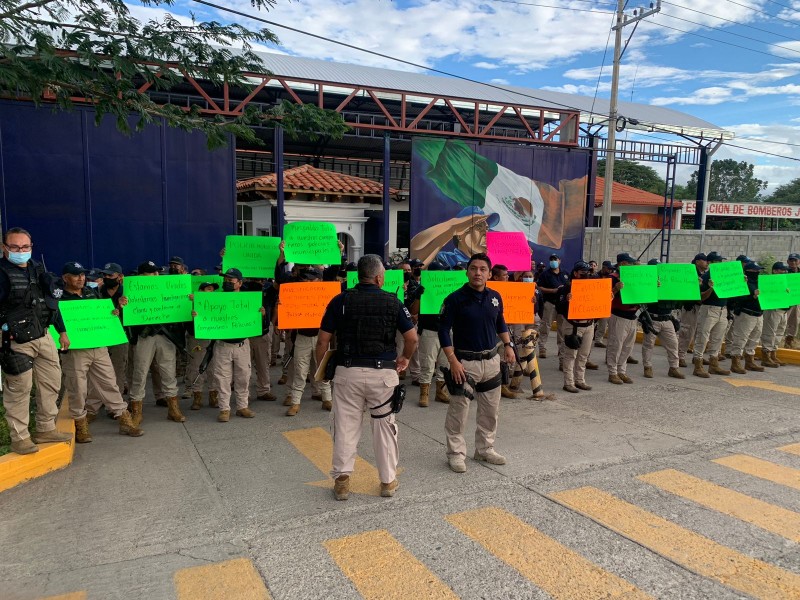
[504,342,514,348]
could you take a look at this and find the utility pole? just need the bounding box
[597,0,661,263]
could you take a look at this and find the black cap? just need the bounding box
[549,253,560,260]
[572,260,590,272]
[137,260,160,274]
[100,262,123,275]
[409,258,424,268]
[223,268,243,280]
[168,256,184,265]
[298,267,322,281]
[62,261,89,276]
[706,251,725,262]
[647,258,660,265]
[772,262,789,272]
[198,281,220,291]
[602,260,613,268]
[345,262,358,272]
[743,261,764,271]
[736,254,751,262]
[616,252,635,264]
[427,261,448,271]
[692,253,707,263]
[87,269,102,280]
[788,253,800,261]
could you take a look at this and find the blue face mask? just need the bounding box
[549,260,559,269]
[87,282,99,289]
[8,251,31,265]
[522,277,534,283]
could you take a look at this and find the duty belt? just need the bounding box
[341,358,396,370]
[455,347,499,361]
[648,314,673,321]
[737,307,762,317]
[220,340,246,347]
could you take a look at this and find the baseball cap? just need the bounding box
[198,281,220,291]
[137,261,160,274]
[647,258,660,265]
[788,253,800,261]
[168,256,184,265]
[572,260,591,272]
[692,253,708,263]
[427,261,448,271]
[705,251,726,262]
[409,258,424,268]
[601,260,613,268]
[616,252,636,264]
[100,262,123,275]
[223,268,243,280]
[345,262,358,272]
[743,260,764,271]
[62,261,89,276]
[736,254,751,262]
[772,261,789,272]
[549,253,560,260]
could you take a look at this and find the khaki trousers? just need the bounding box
[330,365,399,484]
[289,333,330,404]
[593,318,608,342]
[184,335,213,393]
[212,340,252,411]
[62,348,128,420]
[559,320,594,386]
[2,333,61,442]
[129,335,178,402]
[729,312,763,357]
[538,302,564,356]
[787,305,799,339]
[282,332,294,376]
[642,319,679,369]
[397,331,420,379]
[418,328,447,385]
[761,309,789,352]
[693,305,727,361]
[270,327,282,363]
[86,341,129,413]
[249,332,273,396]
[678,305,699,360]
[445,354,502,458]
[606,315,638,376]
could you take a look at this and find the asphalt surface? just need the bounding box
[2,340,800,600]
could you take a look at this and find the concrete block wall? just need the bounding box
[583,228,800,265]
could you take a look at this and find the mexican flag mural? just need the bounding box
[410,138,590,269]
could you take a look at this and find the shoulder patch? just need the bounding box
[52,288,63,299]
[402,306,412,319]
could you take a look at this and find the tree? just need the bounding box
[597,159,665,195]
[684,159,767,203]
[0,0,348,148]
[768,178,800,205]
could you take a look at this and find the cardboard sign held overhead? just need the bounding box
[223,236,281,279]
[283,221,341,265]
[278,282,342,329]
[486,232,531,272]
[486,281,535,324]
[567,278,612,320]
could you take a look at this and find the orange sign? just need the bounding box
[278,282,341,329]
[486,281,536,324]
[567,278,612,320]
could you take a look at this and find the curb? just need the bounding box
[0,397,74,493]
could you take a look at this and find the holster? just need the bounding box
[324,353,338,381]
[0,348,34,375]
[372,384,406,419]
[500,361,511,385]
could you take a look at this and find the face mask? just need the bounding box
[169,267,181,275]
[103,278,119,288]
[222,281,236,292]
[746,272,759,281]
[522,277,534,283]
[403,272,412,283]
[87,282,98,289]
[412,268,422,277]
[8,251,31,265]
[549,261,559,269]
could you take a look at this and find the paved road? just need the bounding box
[3,342,800,600]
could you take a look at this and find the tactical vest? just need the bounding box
[338,289,398,358]
[0,260,51,342]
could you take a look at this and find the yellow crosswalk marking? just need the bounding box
[551,486,800,600]
[38,594,86,600]
[723,378,800,396]
[639,469,800,542]
[713,454,800,491]
[174,557,271,600]
[779,443,800,456]
[323,529,457,600]
[446,507,652,600]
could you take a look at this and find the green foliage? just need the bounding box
[685,159,767,204]
[597,159,664,195]
[0,392,37,457]
[768,178,800,205]
[0,0,348,148]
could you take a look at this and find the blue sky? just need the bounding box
[131,0,800,195]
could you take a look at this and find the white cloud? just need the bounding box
[474,62,500,69]
[490,78,510,85]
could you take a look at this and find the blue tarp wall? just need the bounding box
[0,101,235,274]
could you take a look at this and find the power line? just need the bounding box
[720,0,799,26]
[589,11,617,119]
[491,0,613,10]
[662,0,800,42]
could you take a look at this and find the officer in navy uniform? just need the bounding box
[439,252,516,474]
[728,260,766,375]
[0,227,73,454]
[536,253,570,359]
[691,251,732,378]
[640,259,685,379]
[555,261,595,393]
[316,254,417,501]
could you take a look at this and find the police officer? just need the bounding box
[316,254,417,501]
[97,262,129,396]
[728,261,766,375]
[785,253,799,348]
[0,227,72,454]
[244,278,277,403]
[606,253,639,384]
[593,260,613,348]
[677,253,708,367]
[692,251,732,378]
[57,262,143,442]
[439,253,516,473]
[185,281,219,410]
[640,259,685,379]
[537,253,569,359]
[761,262,790,368]
[208,268,262,422]
[556,261,595,393]
[413,261,451,407]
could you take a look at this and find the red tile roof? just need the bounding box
[594,177,683,209]
[237,165,399,198]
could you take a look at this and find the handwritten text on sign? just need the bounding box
[278,282,342,329]
[59,299,128,349]
[567,278,612,320]
[193,292,262,340]
[347,270,405,300]
[619,265,659,304]
[223,236,281,279]
[283,221,341,265]
[708,262,748,299]
[657,263,701,301]
[123,275,192,326]
[486,232,531,272]
[420,271,467,314]
[486,281,535,324]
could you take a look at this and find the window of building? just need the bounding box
[592,215,621,228]
[237,203,253,235]
[396,210,410,249]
